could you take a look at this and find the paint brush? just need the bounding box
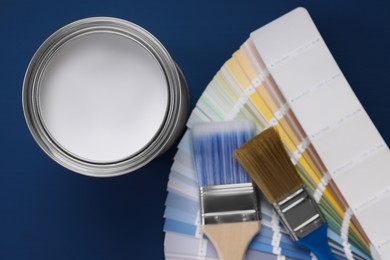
[191,120,261,260]
[234,127,336,260]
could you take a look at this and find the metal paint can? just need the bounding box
[23,17,189,177]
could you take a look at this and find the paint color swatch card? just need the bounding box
[249,8,390,259]
[163,7,388,260]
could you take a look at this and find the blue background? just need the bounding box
[0,0,389,259]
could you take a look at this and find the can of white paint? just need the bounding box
[23,17,189,177]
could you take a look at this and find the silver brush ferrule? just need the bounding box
[273,186,325,240]
[200,183,261,225]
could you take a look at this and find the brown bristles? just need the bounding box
[234,127,303,204]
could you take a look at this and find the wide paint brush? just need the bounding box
[191,120,261,260]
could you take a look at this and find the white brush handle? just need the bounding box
[202,221,261,260]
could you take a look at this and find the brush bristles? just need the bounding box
[234,127,303,204]
[191,120,255,187]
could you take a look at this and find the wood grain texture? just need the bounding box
[202,221,261,260]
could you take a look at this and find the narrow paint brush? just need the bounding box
[234,127,336,260]
[191,120,261,260]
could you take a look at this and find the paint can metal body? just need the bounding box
[22,17,189,177]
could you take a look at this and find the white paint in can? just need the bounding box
[23,17,189,176]
[39,33,169,163]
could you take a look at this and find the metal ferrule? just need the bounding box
[200,183,261,225]
[273,186,326,241]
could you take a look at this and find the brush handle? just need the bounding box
[202,221,261,260]
[296,223,336,260]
